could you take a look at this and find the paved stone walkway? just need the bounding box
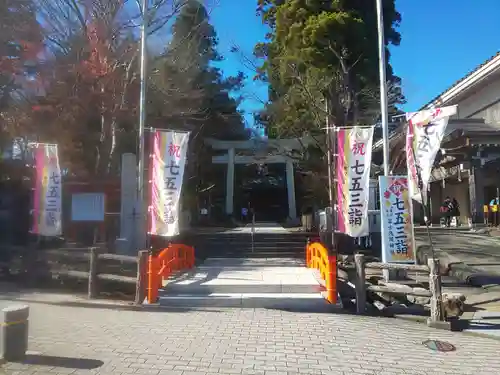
[2,298,500,375]
[422,231,500,276]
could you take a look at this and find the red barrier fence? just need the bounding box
[147,244,195,303]
[306,241,337,304]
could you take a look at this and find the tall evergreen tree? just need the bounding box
[255,0,405,138]
[150,0,248,213]
[253,0,405,206]
[0,0,42,111]
[0,0,42,154]
[152,0,247,140]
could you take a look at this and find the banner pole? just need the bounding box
[412,144,437,261]
[376,0,395,281]
[136,0,148,250]
[324,98,336,253]
[376,0,391,177]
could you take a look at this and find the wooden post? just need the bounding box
[135,250,149,305]
[147,252,158,304]
[306,239,311,267]
[190,246,195,268]
[88,247,99,299]
[354,254,366,314]
[428,258,444,322]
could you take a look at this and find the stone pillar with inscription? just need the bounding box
[286,160,297,220]
[225,148,235,215]
[117,153,137,254]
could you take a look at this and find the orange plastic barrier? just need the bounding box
[147,243,195,303]
[306,241,337,304]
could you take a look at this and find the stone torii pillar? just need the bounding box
[225,147,235,215]
[286,160,297,220]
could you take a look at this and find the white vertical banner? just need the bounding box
[32,143,62,237]
[336,127,374,237]
[406,105,457,202]
[149,130,190,237]
[379,176,416,264]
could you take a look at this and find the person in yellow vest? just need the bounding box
[490,197,499,226]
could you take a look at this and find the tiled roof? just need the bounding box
[371,118,499,153]
[446,118,500,135]
[420,51,500,110]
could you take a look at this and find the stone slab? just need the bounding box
[1,305,29,362]
[159,292,331,309]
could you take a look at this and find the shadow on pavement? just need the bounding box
[469,263,500,267]
[467,274,500,287]
[470,297,500,306]
[466,321,500,331]
[0,295,222,313]
[15,355,103,369]
[268,305,348,314]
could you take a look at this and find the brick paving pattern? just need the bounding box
[2,300,500,375]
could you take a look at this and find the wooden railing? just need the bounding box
[87,249,149,304]
[3,245,149,304]
[146,244,195,304]
[306,240,337,304]
[354,254,444,323]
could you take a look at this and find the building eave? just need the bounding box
[422,51,500,110]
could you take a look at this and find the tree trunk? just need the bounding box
[106,118,117,174]
[106,55,137,174]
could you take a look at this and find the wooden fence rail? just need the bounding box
[5,246,149,304]
[354,254,444,324]
[87,249,149,304]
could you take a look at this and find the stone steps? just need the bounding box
[158,293,335,310]
[154,225,339,309]
[157,257,341,309]
[188,232,309,260]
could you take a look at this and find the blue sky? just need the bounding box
[210,0,269,128]
[391,0,500,112]
[209,0,500,126]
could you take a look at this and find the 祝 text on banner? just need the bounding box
[379,176,416,263]
[336,127,374,237]
[149,130,190,237]
[32,144,62,237]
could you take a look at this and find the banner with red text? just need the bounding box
[149,130,190,237]
[379,176,415,263]
[406,105,457,203]
[32,143,62,236]
[336,127,374,237]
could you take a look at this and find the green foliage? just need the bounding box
[1,0,247,184]
[0,0,42,153]
[253,0,405,203]
[255,0,405,138]
[151,0,247,141]
[0,0,41,111]
[149,0,248,209]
